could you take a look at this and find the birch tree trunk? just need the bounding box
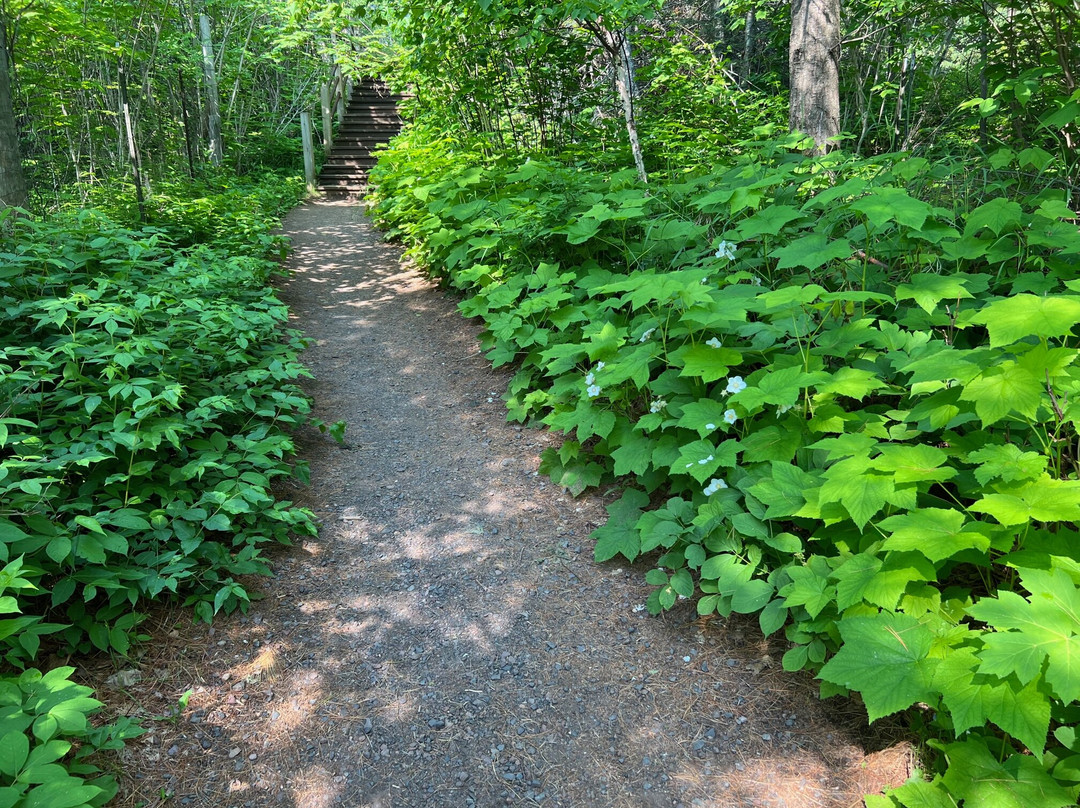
[0,35,26,208]
[583,21,647,184]
[199,13,224,166]
[789,0,841,153]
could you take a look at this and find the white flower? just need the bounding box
[725,376,747,395]
[633,604,646,613]
[649,399,668,414]
[596,361,605,370]
[723,409,738,425]
[715,241,737,261]
[704,423,716,431]
[705,337,722,348]
[585,371,595,385]
[697,454,714,465]
[777,403,793,415]
[751,275,762,286]
[703,477,728,496]
[638,327,656,343]
[587,384,601,398]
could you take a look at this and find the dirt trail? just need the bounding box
[112,198,909,808]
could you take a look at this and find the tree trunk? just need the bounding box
[0,34,26,208]
[199,13,224,166]
[585,22,648,183]
[789,0,841,153]
[741,9,756,88]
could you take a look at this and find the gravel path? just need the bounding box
[113,197,908,808]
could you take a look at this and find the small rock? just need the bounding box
[228,748,241,759]
[105,669,142,688]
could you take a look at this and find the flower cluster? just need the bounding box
[715,241,737,261]
[584,361,605,398]
[649,398,668,414]
[703,478,728,496]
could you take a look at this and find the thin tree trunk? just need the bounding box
[0,34,26,208]
[741,10,756,88]
[789,0,841,153]
[118,63,146,222]
[199,13,224,166]
[178,69,196,177]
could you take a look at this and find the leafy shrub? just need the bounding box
[1,172,312,804]
[368,130,1080,806]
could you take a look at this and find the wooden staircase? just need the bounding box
[318,79,404,194]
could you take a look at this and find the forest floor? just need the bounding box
[99,197,912,808]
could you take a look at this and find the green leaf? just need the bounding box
[960,361,1043,426]
[779,565,835,618]
[818,458,894,529]
[746,462,817,520]
[971,476,1080,526]
[970,295,1080,347]
[963,197,1024,236]
[202,514,231,533]
[818,612,938,721]
[934,647,1050,754]
[731,579,773,613]
[970,567,1080,703]
[671,439,740,483]
[0,731,28,777]
[734,205,803,238]
[677,345,741,383]
[850,188,932,230]
[72,516,104,535]
[941,740,1075,808]
[969,444,1048,485]
[895,274,976,315]
[759,599,788,637]
[877,508,990,563]
[22,781,103,808]
[772,234,852,272]
[872,445,956,484]
[592,489,650,562]
[611,431,655,476]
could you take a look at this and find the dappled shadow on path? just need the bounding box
[115,198,909,808]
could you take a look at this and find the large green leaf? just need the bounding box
[850,187,932,230]
[934,648,1050,754]
[772,234,852,271]
[878,508,990,562]
[818,612,938,721]
[971,476,1080,526]
[592,489,650,562]
[959,361,1043,426]
[895,274,976,315]
[970,295,1080,347]
[941,740,1075,808]
[970,567,1080,703]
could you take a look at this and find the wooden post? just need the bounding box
[300,111,316,193]
[321,82,333,153]
[118,62,146,222]
[336,67,346,124]
[199,13,224,166]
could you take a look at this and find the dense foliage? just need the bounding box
[0,172,313,805]
[369,126,1080,807]
[364,0,1080,798]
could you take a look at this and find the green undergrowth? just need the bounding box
[0,172,313,805]
[368,129,1080,807]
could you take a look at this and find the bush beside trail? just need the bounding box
[368,131,1080,807]
[0,172,315,806]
